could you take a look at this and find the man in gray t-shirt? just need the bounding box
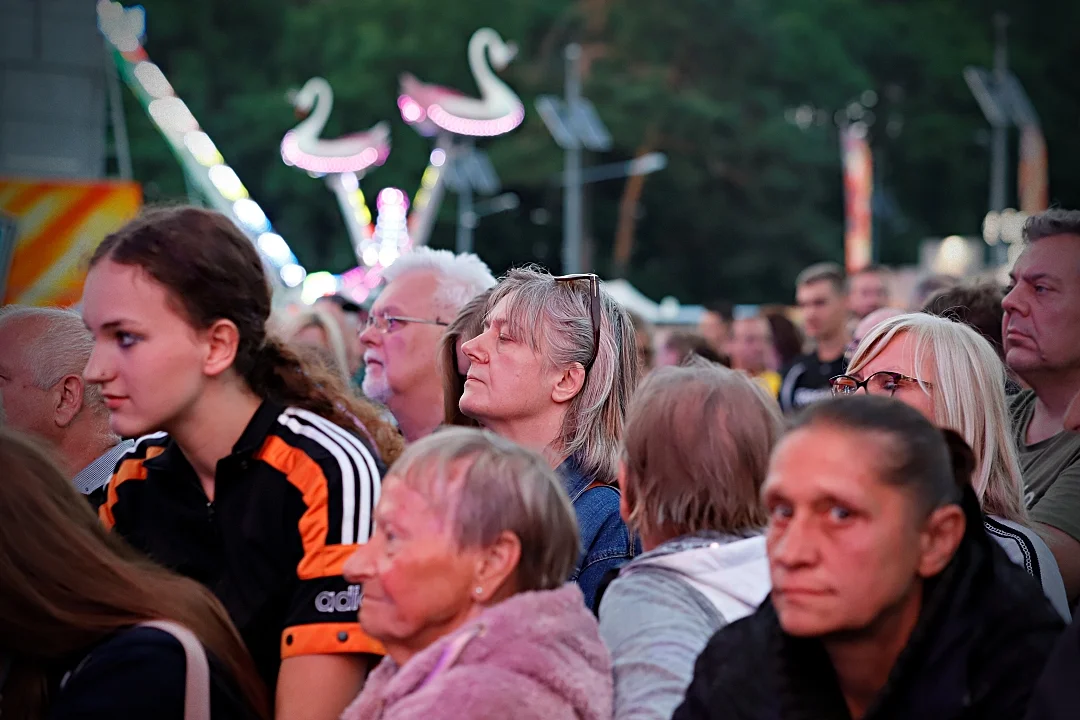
[1002,209,1080,604]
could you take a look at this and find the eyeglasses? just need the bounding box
[553,273,601,372]
[830,371,932,397]
[365,312,449,334]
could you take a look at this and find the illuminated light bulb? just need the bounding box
[340,172,360,193]
[398,95,426,123]
[280,263,306,288]
[421,166,438,189]
[148,97,199,134]
[233,198,270,233]
[935,235,971,276]
[257,232,294,265]
[134,62,173,99]
[379,245,400,267]
[357,207,372,225]
[184,131,223,167]
[208,165,248,201]
[362,246,380,267]
[430,149,446,167]
[300,271,339,305]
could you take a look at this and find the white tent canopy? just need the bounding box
[603,278,705,326]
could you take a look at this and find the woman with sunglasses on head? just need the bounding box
[459,267,640,609]
[835,312,1069,619]
[0,428,268,720]
[675,396,1063,720]
[82,206,404,720]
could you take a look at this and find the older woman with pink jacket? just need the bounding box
[340,428,613,720]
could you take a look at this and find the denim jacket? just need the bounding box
[558,456,638,609]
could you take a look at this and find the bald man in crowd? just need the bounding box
[0,305,132,507]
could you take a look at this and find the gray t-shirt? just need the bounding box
[1010,390,1080,542]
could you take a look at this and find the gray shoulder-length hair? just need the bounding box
[486,266,639,485]
[390,427,579,592]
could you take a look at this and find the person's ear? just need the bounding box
[472,530,522,603]
[916,504,966,578]
[203,319,241,377]
[550,363,586,405]
[54,375,85,428]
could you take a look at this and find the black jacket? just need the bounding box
[1026,607,1080,719]
[673,488,1065,720]
[47,626,256,720]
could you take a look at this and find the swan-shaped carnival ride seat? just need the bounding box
[281,77,396,273]
[281,77,391,175]
[397,28,525,245]
[397,27,525,138]
[278,27,525,291]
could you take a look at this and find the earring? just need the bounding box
[474,587,483,597]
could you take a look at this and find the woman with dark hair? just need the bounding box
[0,428,268,719]
[675,396,1063,720]
[82,206,403,720]
[438,289,491,428]
[760,308,803,373]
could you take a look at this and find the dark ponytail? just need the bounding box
[90,206,403,466]
[246,337,403,464]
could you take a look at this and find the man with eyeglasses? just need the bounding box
[359,248,496,442]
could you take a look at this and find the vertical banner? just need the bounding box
[1018,126,1049,214]
[0,179,142,307]
[0,212,16,303]
[842,126,874,273]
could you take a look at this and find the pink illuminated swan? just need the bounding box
[281,77,391,174]
[398,28,525,138]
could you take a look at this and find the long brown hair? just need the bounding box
[0,429,270,718]
[439,289,492,428]
[89,206,402,465]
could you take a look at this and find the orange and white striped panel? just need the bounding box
[0,179,142,307]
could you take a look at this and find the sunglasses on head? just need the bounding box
[553,273,601,372]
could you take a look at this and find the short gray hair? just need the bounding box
[390,427,579,592]
[382,248,496,315]
[0,306,105,415]
[796,262,846,294]
[1023,208,1080,244]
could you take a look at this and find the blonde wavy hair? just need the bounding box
[279,305,351,385]
[484,267,639,485]
[848,312,1027,523]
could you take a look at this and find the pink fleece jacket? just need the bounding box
[341,584,613,720]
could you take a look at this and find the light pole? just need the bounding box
[537,43,613,274]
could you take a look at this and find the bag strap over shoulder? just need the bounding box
[140,620,211,720]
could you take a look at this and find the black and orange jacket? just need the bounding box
[100,400,385,691]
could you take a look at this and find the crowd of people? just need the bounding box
[0,203,1079,720]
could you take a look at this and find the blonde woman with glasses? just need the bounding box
[837,312,1070,619]
[460,267,640,609]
